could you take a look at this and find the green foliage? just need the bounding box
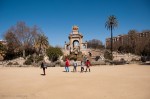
[46,47,63,62]
[24,59,32,65]
[105,15,118,60]
[95,56,100,61]
[141,39,150,56]
[13,62,19,65]
[104,50,113,60]
[63,55,70,61]
[0,42,6,52]
[0,42,6,60]
[70,56,77,61]
[25,48,36,57]
[36,55,44,62]
[24,56,33,65]
[7,62,13,65]
[105,15,118,30]
[34,34,49,55]
[33,55,43,63]
[87,39,104,49]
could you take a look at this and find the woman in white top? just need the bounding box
[73,59,78,72]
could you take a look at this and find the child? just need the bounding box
[85,60,91,72]
[81,61,84,72]
[65,58,70,72]
[73,59,78,72]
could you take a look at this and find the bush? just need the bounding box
[0,55,4,61]
[104,50,113,60]
[35,55,43,63]
[24,56,33,65]
[95,56,100,61]
[24,59,32,65]
[7,62,13,65]
[120,58,126,63]
[63,55,70,61]
[46,47,63,62]
[13,62,19,65]
[141,56,146,62]
[70,56,77,61]
[91,61,106,65]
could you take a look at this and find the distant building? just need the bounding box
[105,31,150,49]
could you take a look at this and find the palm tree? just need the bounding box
[34,34,49,56]
[105,15,118,60]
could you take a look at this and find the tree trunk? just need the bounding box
[23,49,25,58]
[39,44,42,56]
[111,26,113,61]
[110,26,113,60]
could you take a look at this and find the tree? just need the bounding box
[104,50,113,60]
[34,34,49,55]
[105,15,118,60]
[4,32,21,59]
[128,30,138,53]
[46,47,63,62]
[137,30,150,56]
[141,35,150,56]
[4,22,41,58]
[0,42,7,60]
[87,39,104,49]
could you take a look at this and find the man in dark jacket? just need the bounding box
[41,61,47,75]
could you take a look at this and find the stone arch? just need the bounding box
[73,40,79,48]
[64,26,87,55]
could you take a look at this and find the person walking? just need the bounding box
[85,60,91,72]
[65,58,70,72]
[73,59,78,72]
[41,61,47,75]
[81,61,85,72]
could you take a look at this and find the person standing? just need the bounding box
[65,58,70,72]
[73,59,78,72]
[85,60,91,72]
[41,61,47,75]
[81,61,85,72]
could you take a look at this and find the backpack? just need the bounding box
[73,62,77,67]
[41,62,44,68]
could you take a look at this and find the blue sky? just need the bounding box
[0,0,150,47]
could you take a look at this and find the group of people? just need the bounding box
[41,58,91,75]
[65,58,91,73]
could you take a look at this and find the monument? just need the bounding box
[64,26,87,55]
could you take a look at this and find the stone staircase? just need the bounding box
[89,49,105,61]
[113,52,140,61]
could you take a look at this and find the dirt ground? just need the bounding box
[0,64,150,99]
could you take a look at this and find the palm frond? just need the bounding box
[105,15,118,30]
